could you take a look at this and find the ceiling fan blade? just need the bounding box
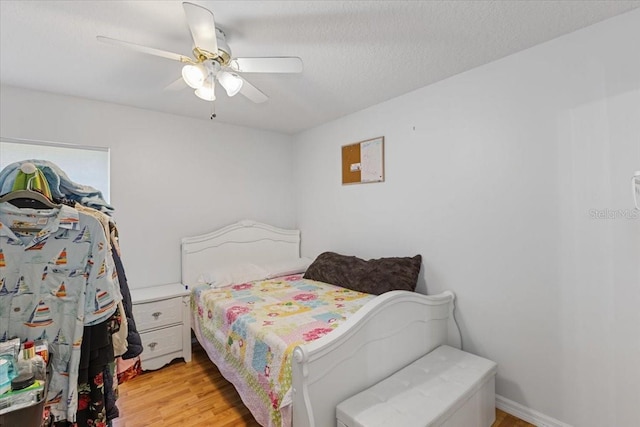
[183,2,218,56]
[97,36,191,63]
[238,76,268,104]
[230,57,303,73]
[164,77,187,92]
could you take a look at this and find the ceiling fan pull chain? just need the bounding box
[210,101,216,120]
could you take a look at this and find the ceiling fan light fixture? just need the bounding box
[217,71,243,97]
[195,78,216,101]
[97,3,303,105]
[182,64,205,89]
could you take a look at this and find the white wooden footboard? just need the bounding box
[291,290,461,427]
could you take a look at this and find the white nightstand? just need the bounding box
[130,283,192,371]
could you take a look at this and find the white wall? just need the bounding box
[293,9,639,427]
[0,86,295,288]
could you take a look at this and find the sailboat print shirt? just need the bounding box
[0,202,122,423]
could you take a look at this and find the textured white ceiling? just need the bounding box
[1,1,639,134]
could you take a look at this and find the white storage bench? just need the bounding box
[336,345,497,427]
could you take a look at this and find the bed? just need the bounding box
[182,220,462,427]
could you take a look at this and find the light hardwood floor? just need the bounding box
[112,344,534,427]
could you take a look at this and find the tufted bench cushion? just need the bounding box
[336,345,497,427]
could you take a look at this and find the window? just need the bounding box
[0,137,110,202]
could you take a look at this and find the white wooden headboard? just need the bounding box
[181,220,301,287]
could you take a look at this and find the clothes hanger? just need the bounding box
[0,189,61,209]
[0,163,61,210]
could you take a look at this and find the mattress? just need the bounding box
[191,273,375,427]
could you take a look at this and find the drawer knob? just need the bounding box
[152,311,162,320]
[148,342,158,350]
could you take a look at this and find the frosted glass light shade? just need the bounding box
[182,64,205,89]
[195,80,215,101]
[217,71,243,97]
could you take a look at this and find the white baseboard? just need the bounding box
[496,395,573,427]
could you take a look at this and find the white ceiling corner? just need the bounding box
[1,1,639,134]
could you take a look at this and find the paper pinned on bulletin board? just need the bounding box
[342,137,384,185]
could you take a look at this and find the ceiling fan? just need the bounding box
[97,1,302,104]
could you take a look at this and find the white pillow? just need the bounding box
[262,257,313,279]
[197,258,312,288]
[198,263,268,288]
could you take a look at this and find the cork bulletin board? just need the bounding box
[341,136,384,185]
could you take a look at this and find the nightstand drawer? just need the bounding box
[139,324,183,361]
[133,296,183,331]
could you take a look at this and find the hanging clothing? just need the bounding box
[112,301,129,357]
[73,204,130,358]
[74,314,119,426]
[0,202,122,423]
[11,166,54,199]
[0,160,113,214]
[111,246,142,359]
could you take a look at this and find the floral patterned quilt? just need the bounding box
[191,274,374,427]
